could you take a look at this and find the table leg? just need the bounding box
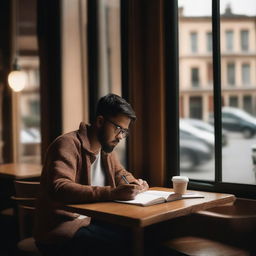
[131,227,144,256]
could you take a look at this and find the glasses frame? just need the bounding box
[105,119,129,138]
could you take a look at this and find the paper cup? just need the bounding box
[172,176,189,194]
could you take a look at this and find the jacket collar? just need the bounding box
[77,122,96,155]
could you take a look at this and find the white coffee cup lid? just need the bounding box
[172,176,189,182]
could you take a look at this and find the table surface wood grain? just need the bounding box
[0,163,42,179]
[64,187,236,228]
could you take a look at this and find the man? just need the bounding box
[34,93,149,255]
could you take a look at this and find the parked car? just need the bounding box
[21,128,41,143]
[180,121,214,170]
[182,118,228,146]
[20,128,41,156]
[210,107,256,139]
[251,144,256,165]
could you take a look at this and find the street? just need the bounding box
[181,132,256,185]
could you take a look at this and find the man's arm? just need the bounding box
[109,152,149,192]
[42,136,113,204]
[42,135,146,203]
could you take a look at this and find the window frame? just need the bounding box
[165,0,256,199]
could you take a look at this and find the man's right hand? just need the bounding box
[110,184,140,200]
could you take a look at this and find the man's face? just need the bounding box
[98,114,131,153]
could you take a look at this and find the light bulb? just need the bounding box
[8,70,27,92]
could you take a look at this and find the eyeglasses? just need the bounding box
[105,119,129,138]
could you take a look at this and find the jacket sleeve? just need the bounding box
[42,135,112,204]
[108,151,138,185]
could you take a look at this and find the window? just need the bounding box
[227,63,235,85]
[221,1,256,186]
[19,66,41,164]
[241,30,249,51]
[243,95,253,114]
[189,96,202,119]
[242,63,250,85]
[207,62,213,84]
[229,96,238,107]
[191,68,199,87]
[176,0,256,195]
[190,32,198,53]
[225,30,233,51]
[206,32,212,52]
[95,0,126,166]
[178,0,214,181]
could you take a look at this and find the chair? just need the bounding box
[11,180,41,256]
[161,198,255,256]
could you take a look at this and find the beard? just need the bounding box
[98,126,119,153]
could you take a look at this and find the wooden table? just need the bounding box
[0,163,42,179]
[64,187,235,256]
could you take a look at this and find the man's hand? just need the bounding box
[130,179,149,192]
[110,184,141,201]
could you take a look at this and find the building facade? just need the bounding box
[179,6,256,121]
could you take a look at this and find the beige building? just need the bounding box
[179,6,256,121]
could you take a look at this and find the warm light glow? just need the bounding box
[8,70,27,92]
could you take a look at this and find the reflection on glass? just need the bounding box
[221,0,256,184]
[178,0,214,181]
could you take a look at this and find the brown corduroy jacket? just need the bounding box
[33,122,137,245]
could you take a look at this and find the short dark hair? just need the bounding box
[96,93,136,121]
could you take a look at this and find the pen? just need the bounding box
[121,175,130,184]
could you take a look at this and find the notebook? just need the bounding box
[115,190,204,206]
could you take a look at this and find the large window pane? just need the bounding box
[178,0,214,180]
[19,62,40,163]
[97,0,126,166]
[15,0,40,164]
[221,0,256,184]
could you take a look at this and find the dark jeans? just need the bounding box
[36,221,132,256]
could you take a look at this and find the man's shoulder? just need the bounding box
[50,130,80,148]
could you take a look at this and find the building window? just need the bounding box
[207,62,213,84]
[191,67,199,87]
[243,95,253,114]
[189,96,202,119]
[242,63,250,85]
[229,96,238,107]
[206,32,212,52]
[190,32,198,53]
[227,63,235,85]
[225,30,233,51]
[176,0,256,197]
[241,30,249,51]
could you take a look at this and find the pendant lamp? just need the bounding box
[8,0,27,92]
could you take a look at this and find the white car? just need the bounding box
[183,118,228,146]
[252,144,256,165]
[180,120,214,170]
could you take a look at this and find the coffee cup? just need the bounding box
[172,176,189,194]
